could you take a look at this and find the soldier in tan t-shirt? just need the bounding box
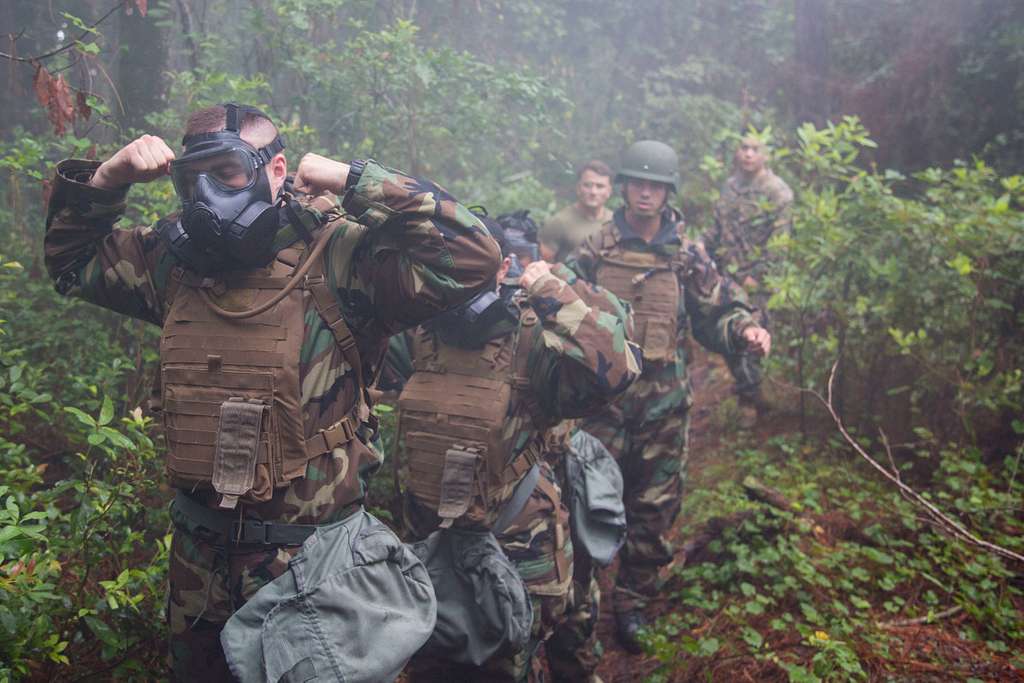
[540,159,614,263]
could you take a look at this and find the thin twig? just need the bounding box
[0,1,124,63]
[812,360,1024,565]
[877,605,963,629]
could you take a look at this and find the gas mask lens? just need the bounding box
[171,148,257,200]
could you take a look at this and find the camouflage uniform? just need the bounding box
[706,169,793,399]
[569,207,755,617]
[392,263,640,682]
[43,159,501,681]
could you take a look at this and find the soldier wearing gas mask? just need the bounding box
[43,103,501,682]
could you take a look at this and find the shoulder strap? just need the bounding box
[304,242,373,420]
[508,302,550,430]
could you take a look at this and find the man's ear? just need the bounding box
[270,153,288,182]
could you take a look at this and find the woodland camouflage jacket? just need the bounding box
[707,168,794,286]
[43,159,501,524]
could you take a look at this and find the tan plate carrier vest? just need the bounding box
[397,307,546,529]
[159,224,371,509]
[594,227,681,364]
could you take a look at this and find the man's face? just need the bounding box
[623,178,669,218]
[736,138,767,175]
[576,169,612,211]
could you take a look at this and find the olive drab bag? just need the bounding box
[220,509,437,683]
[410,527,532,666]
[594,224,683,364]
[397,306,547,530]
[157,198,374,509]
[565,429,627,566]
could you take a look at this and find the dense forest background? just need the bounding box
[1,1,1022,681]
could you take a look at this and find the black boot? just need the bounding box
[614,610,647,655]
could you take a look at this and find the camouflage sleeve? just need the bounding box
[43,159,173,326]
[679,239,756,356]
[525,263,641,420]
[562,232,600,283]
[376,330,416,393]
[328,161,501,335]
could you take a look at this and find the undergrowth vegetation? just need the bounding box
[643,434,1024,681]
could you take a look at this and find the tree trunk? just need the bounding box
[794,0,830,126]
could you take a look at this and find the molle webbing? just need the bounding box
[159,226,367,506]
[399,310,543,528]
[595,244,680,363]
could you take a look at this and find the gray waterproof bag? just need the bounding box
[411,528,532,666]
[220,509,437,683]
[566,430,627,567]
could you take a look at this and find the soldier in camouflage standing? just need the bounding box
[568,140,771,654]
[393,214,640,682]
[43,104,500,681]
[540,160,614,263]
[705,135,793,427]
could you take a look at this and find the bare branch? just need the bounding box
[814,360,1024,565]
[877,605,963,629]
[0,1,124,64]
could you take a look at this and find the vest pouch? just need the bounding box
[212,397,269,509]
[161,368,278,503]
[566,430,627,567]
[405,430,488,526]
[221,509,437,683]
[641,316,676,363]
[411,528,532,666]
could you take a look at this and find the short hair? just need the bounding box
[577,159,612,181]
[183,105,279,147]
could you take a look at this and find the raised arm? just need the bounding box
[296,154,501,335]
[43,136,178,325]
[522,261,641,421]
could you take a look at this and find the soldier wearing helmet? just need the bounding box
[567,140,770,657]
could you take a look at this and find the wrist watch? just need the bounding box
[345,159,366,191]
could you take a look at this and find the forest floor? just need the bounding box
[579,349,1024,683]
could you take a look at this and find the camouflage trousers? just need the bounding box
[166,527,302,681]
[581,402,690,614]
[406,463,574,683]
[545,538,602,682]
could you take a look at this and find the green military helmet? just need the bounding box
[615,140,680,193]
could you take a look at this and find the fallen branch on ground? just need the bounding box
[812,360,1024,565]
[877,605,963,629]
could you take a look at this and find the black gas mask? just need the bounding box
[164,103,287,274]
[497,210,541,265]
[431,286,517,348]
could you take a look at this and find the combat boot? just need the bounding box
[614,609,647,655]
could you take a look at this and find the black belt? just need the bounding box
[171,491,322,547]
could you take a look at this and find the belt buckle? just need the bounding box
[230,519,275,545]
[326,416,356,443]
